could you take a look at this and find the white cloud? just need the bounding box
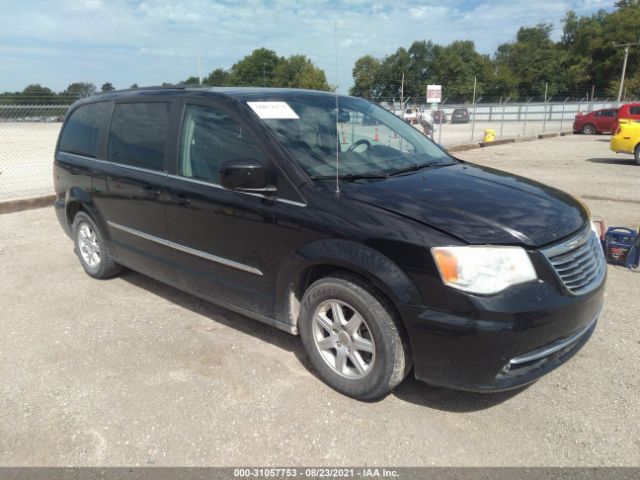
[0,0,616,92]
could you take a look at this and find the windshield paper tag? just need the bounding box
[247,101,299,119]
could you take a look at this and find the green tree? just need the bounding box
[562,4,640,94]
[203,68,230,86]
[21,84,56,103]
[228,48,284,87]
[350,55,382,98]
[431,40,493,101]
[101,82,115,92]
[496,24,587,98]
[63,82,97,99]
[272,55,329,90]
[179,76,201,85]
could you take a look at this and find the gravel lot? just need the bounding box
[0,135,639,467]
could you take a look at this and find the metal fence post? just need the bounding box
[469,76,477,142]
[500,97,509,138]
[559,97,568,133]
[522,99,532,137]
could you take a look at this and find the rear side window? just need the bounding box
[59,102,110,158]
[107,102,171,171]
[630,106,640,115]
[178,104,265,184]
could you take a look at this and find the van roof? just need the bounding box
[93,85,338,100]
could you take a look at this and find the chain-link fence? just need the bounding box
[0,95,636,203]
[0,104,69,201]
[402,99,632,145]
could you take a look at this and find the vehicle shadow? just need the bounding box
[119,270,309,366]
[393,376,531,412]
[586,157,633,165]
[120,270,530,411]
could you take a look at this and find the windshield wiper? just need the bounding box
[387,162,440,176]
[310,173,389,181]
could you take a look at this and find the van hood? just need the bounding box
[341,163,588,247]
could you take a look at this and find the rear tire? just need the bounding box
[299,274,411,400]
[582,123,596,135]
[72,212,122,279]
[635,145,640,166]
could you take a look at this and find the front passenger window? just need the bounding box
[179,104,265,184]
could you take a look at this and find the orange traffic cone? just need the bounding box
[373,127,379,142]
[341,125,348,144]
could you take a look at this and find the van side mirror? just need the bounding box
[219,159,276,193]
[338,110,351,123]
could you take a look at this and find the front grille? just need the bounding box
[542,226,606,295]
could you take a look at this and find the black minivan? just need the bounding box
[54,86,606,400]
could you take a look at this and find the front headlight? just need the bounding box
[431,246,537,295]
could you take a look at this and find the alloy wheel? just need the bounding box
[77,222,101,268]
[311,299,376,379]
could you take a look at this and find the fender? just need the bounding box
[274,238,423,328]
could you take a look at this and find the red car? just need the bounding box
[573,108,618,134]
[611,103,640,134]
[432,110,446,124]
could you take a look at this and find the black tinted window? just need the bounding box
[107,102,171,171]
[630,106,640,115]
[602,110,616,117]
[59,102,110,158]
[178,104,264,184]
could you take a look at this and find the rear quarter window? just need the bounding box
[630,106,640,115]
[58,102,111,158]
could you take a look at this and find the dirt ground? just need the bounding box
[0,134,638,467]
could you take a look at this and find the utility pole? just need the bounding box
[263,63,266,87]
[614,41,640,103]
[400,73,404,108]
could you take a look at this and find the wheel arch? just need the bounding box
[64,188,111,239]
[274,239,423,332]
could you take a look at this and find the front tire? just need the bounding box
[72,212,122,279]
[299,274,411,400]
[582,123,596,135]
[635,145,640,166]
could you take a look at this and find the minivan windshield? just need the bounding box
[249,94,455,179]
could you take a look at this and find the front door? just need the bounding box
[164,101,281,317]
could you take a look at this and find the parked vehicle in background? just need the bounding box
[403,107,420,124]
[451,108,470,124]
[432,110,446,124]
[573,108,618,134]
[612,102,640,133]
[610,119,640,165]
[54,86,605,400]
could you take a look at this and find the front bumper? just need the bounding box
[399,275,605,392]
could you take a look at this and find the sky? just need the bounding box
[0,0,616,94]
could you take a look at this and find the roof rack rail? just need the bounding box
[96,84,187,95]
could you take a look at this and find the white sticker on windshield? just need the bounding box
[247,101,300,120]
